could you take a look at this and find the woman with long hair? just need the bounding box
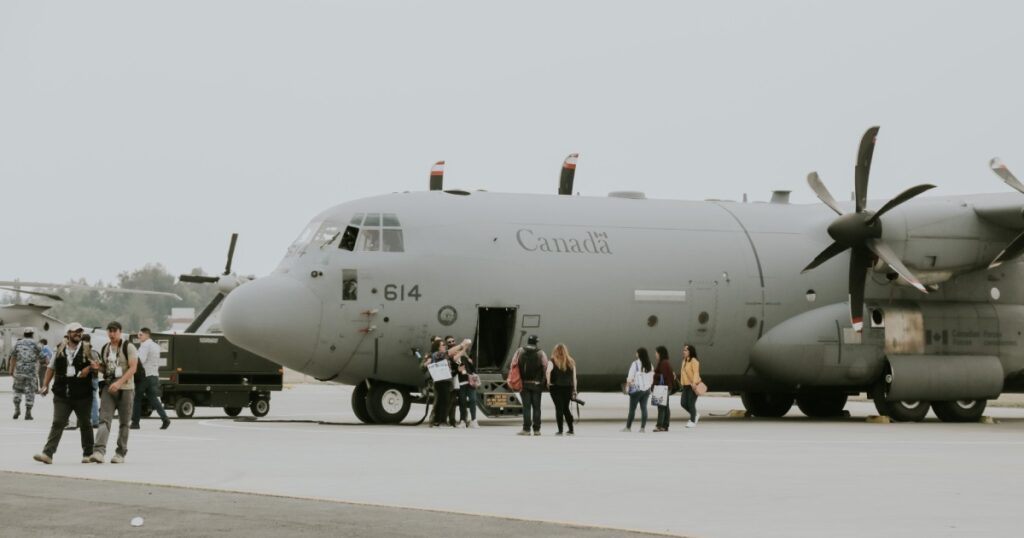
[623,347,654,432]
[680,344,702,428]
[546,343,578,435]
[653,345,676,432]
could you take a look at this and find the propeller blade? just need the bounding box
[0,281,180,300]
[801,241,848,273]
[430,160,445,191]
[806,172,844,216]
[989,158,1024,194]
[866,238,929,293]
[559,153,579,195]
[0,287,63,301]
[988,229,1024,269]
[848,247,870,332]
[224,233,239,276]
[866,183,937,225]
[854,126,880,213]
[179,275,219,284]
[185,293,225,333]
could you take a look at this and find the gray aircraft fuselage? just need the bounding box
[220,190,1024,399]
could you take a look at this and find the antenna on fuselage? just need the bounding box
[430,160,445,191]
[559,153,579,195]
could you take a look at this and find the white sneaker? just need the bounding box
[111,454,124,464]
[639,427,646,433]
[694,413,700,424]
[455,422,465,429]
[621,427,631,432]
[469,420,480,429]
[686,421,696,428]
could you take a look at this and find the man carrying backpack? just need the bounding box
[88,321,138,464]
[507,334,548,436]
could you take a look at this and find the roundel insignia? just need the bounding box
[438,306,457,326]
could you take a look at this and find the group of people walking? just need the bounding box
[623,344,703,432]
[6,321,171,464]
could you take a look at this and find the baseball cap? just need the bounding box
[23,327,35,336]
[65,322,84,333]
[527,334,539,346]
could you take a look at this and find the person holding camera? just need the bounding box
[89,322,138,464]
[426,337,471,428]
[546,343,578,436]
[508,334,548,436]
[452,342,480,429]
[34,323,97,464]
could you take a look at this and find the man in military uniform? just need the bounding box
[8,328,43,420]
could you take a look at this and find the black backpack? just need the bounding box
[102,340,145,382]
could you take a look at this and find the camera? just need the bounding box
[570,396,586,406]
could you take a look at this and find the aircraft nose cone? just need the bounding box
[220,275,322,372]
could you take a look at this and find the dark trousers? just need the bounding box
[520,387,542,432]
[43,396,94,458]
[681,386,698,420]
[656,403,671,430]
[432,381,452,426]
[549,386,574,433]
[458,385,478,422]
[627,390,650,429]
[132,375,169,424]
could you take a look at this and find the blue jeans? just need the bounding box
[133,375,169,424]
[520,387,542,432]
[91,378,99,426]
[627,390,650,429]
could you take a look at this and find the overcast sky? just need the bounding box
[3,1,1024,284]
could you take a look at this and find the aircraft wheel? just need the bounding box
[174,397,195,419]
[931,400,987,423]
[224,407,243,417]
[351,383,374,424]
[740,392,794,418]
[796,392,849,418]
[871,384,929,422]
[366,382,412,424]
[249,398,270,417]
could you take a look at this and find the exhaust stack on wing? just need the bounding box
[800,126,935,331]
[559,153,579,195]
[429,160,445,191]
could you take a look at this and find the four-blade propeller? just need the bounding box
[178,233,250,333]
[987,158,1024,269]
[801,126,936,331]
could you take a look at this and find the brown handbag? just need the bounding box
[694,381,708,396]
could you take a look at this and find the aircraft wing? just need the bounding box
[0,281,182,301]
[973,200,1024,230]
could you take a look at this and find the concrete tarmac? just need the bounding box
[2,380,1022,538]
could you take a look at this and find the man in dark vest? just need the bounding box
[510,334,548,436]
[34,322,99,464]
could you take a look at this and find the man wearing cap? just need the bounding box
[508,334,549,436]
[8,328,43,420]
[34,322,98,464]
[89,321,138,464]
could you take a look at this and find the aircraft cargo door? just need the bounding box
[473,307,517,372]
[688,282,718,346]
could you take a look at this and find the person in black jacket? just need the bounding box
[653,345,676,432]
[546,343,578,436]
[33,323,98,464]
[509,335,548,436]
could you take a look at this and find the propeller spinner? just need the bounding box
[801,127,935,331]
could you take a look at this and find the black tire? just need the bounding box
[174,397,195,419]
[366,382,412,424]
[796,392,849,418]
[741,392,795,418]
[871,384,929,422]
[352,383,374,424]
[249,398,270,418]
[931,400,987,423]
[224,407,243,417]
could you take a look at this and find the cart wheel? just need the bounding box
[175,398,195,419]
[250,398,270,417]
[224,407,243,417]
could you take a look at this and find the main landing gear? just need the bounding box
[352,381,412,424]
[740,392,794,418]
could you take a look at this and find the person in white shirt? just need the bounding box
[131,328,170,430]
[622,347,654,433]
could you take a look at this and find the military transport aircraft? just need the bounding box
[218,127,1024,424]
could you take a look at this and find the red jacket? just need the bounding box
[654,360,677,391]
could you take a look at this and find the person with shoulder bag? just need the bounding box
[652,346,676,432]
[680,344,706,428]
[33,323,98,465]
[89,322,139,464]
[508,334,548,436]
[622,348,654,432]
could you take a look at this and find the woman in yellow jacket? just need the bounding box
[679,344,702,428]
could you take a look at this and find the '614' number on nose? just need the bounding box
[384,284,421,302]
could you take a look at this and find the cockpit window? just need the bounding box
[350,213,364,225]
[361,229,380,251]
[313,223,342,247]
[346,212,406,253]
[363,213,381,227]
[382,213,401,226]
[286,220,322,256]
[339,226,359,251]
[382,229,404,252]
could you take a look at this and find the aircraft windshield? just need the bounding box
[286,221,322,256]
[286,221,344,255]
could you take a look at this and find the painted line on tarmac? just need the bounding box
[0,470,694,538]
